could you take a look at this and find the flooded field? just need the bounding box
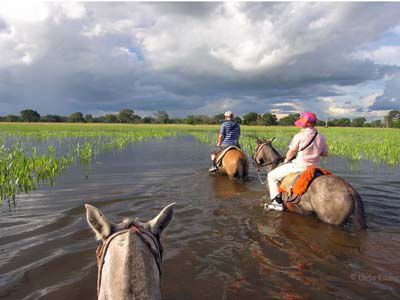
[1,136,399,299]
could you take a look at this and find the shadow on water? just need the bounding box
[1,136,400,299]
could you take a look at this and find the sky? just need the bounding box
[0,2,400,120]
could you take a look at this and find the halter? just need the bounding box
[252,143,284,184]
[95,221,163,296]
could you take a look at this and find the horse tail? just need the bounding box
[350,188,367,230]
[235,157,248,181]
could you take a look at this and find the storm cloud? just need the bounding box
[0,2,400,118]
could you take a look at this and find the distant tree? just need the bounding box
[183,115,208,125]
[233,116,242,124]
[93,116,105,123]
[242,112,259,125]
[260,113,278,126]
[351,117,366,127]
[184,115,197,125]
[5,115,20,122]
[154,111,169,124]
[197,115,210,124]
[69,112,85,123]
[84,114,93,123]
[327,119,339,127]
[41,114,64,122]
[118,109,136,123]
[143,116,155,123]
[384,110,400,128]
[168,117,183,124]
[104,114,118,123]
[278,114,300,126]
[211,114,225,124]
[131,115,142,123]
[20,109,40,122]
[316,120,326,126]
[337,118,351,127]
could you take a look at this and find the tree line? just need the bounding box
[1,109,399,128]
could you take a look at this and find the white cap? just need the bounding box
[224,111,233,117]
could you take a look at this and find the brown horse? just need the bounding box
[253,138,367,229]
[216,149,249,180]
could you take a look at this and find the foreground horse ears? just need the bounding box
[85,204,114,241]
[147,203,175,236]
[85,203,176,241]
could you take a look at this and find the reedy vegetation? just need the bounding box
[0,123,399,203]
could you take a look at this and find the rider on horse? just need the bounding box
[266,112,329,211]
[209,111,241,173]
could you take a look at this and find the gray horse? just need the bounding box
[253,138,367,229]
[85,203,175,300]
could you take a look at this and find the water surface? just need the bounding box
[1,136,399,299]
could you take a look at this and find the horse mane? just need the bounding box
[266,142,284,161]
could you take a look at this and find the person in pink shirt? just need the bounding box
[266,112,329,211]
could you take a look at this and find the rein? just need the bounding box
[253,143,284,184]
[95,221,163,296]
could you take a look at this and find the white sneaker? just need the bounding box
[266,200,283,211]
[208,166,218,173]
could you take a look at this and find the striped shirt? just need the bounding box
[220,120,240,146]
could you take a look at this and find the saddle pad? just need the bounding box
[292,167,332,195]
[279,167,333,196]
[216,146,242,166]
[279,172,302,194]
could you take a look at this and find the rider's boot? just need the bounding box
[265,195,284,211]
[208,161,218,173]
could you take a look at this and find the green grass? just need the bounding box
[0,123,399,203]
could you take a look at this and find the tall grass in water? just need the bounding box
[0,144,73,203]
[186,125,400,166]
[1,123,399,203]
[0,123,180,204]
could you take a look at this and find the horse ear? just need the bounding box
[270,137,275,143]
[85,204,113,241]
[256,138,262,144]
[147,203,175,237]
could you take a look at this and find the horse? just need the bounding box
[85,203,175,300]
[215,148,249,180]
[252,138,367,230]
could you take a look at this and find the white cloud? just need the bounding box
[0,2,49,23]
[0,2,400,118]
[354,46,400,66]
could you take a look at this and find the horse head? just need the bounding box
[85,203,175,300]
[253,137,283,172]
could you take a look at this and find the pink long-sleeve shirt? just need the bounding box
[289,128,328,168]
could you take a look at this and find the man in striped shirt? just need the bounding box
[209,111,241,172]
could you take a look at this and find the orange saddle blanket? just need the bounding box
[279,166,332,196]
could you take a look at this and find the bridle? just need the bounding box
[252,143,284,168]
[95,220,163,296]
[252,142,284,184]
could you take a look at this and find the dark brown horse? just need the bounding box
[216,149,249,180]
[253,138,367,229]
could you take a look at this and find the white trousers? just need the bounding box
[267,163,307,199]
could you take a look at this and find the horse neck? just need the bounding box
[262,145,283,172]
[99,231,161,300]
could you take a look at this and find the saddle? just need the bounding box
[278,167,332,212]
[215,146,242,166]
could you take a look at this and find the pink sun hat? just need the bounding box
[295,112,318,128]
